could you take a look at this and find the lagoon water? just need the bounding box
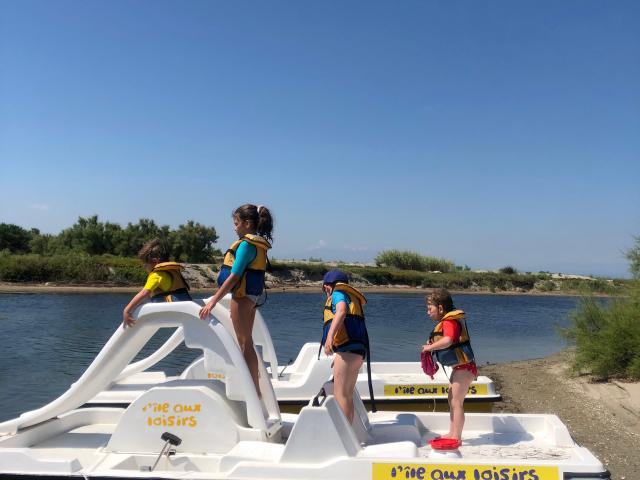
[0,292,579,421]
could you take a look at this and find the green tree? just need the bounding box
[169,220,219,263]
[114,219,170,257]
[0,223,32,253]
[57,215,122,255]
[29,232,57,255]
[626,235,640,279]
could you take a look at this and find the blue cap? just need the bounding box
[323,269,349,285]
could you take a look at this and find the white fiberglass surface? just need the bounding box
[32,424,115,450]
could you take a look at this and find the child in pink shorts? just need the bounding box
[422,288,477,445]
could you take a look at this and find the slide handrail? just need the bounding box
[114,294,280,382]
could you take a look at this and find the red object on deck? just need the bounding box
[429,437,461,450]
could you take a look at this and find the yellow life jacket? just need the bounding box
[322,283,368,349]
[149,262,192,302]
[321,282,377,411]
[217,234,271,299]
[428,309,475,367]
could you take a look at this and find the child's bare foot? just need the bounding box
[430,433,454,441]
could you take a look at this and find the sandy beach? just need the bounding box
[0,282,595,297]
[482,351,640,480]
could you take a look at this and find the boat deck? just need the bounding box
[0,397,606,478]
[8,410,580,457]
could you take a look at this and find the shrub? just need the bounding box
[419,272,539,291]
[350,266,393,285]
[375,250,454,272]
[269,260,328,278]
[626,235,640,279]
[536,280,557,292]
[562,284,640,380]
[558,278,618,295]
[0,254,145,284]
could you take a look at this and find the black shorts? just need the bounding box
[334,344,366,359]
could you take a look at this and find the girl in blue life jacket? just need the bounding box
[199,204,273,397]
[321,270,370,423]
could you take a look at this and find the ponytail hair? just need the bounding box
[233,204,274,243]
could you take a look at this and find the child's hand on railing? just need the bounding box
[199,300,216,320]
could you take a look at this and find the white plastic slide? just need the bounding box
[115,327,185,382]
[0,300,279,435]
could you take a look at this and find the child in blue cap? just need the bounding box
[321,269,369,423]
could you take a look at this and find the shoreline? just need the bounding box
[481,351,639,479]
[0,282,597,297]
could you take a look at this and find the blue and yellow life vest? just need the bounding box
[149,262,192,303]
[428,310,475,367]
[321,283,368,350]
[217,234,271,299]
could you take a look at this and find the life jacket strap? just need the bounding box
[151,287,191,300]
[448,339,471,349]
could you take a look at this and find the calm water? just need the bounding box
[0,292,578,421]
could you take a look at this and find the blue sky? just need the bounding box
[1,1,639,277]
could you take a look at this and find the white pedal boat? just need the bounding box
[0,301,609,480]
[86,295,500,413]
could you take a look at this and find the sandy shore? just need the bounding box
[482,351,639,480]
[0,282,591,296]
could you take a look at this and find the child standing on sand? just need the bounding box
[122,239,192,328]
[199,204,273,397]
[422,288,477,447]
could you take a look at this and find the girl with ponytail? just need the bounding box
[199,204,274,397]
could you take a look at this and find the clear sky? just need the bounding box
[1,1,639,277]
